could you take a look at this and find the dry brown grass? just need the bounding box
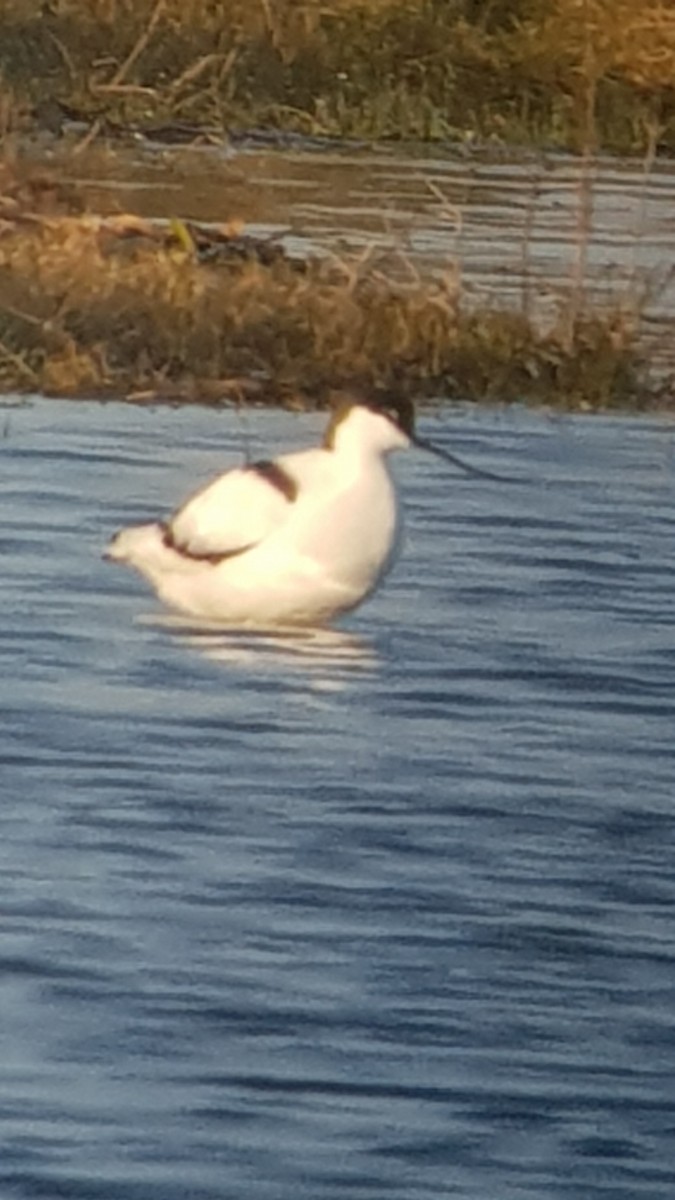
[1,0,673,150]
[0,162,645,408]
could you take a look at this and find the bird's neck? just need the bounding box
[332,428,387,466]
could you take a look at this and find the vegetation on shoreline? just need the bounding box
[0,2,669,410]
[0,161,647,409]
[0,0,674,154]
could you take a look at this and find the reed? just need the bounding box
[0,163,646,408]
[1,0,674,151]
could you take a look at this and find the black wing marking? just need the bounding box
[249,459,299,502]
[161,523,256,566]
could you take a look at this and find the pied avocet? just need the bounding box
[104,395,495,627]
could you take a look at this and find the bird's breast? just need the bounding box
[284,459,399,586]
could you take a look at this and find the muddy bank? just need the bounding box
[0,159,649,409]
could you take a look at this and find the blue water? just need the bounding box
[3,397,675,1199]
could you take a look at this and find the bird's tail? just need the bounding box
[104,521,165,567]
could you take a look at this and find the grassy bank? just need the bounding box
[1,0,674,153]
[0,161,647,409]
[1,0,666,411]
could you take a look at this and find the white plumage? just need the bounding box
[105,399,413,627]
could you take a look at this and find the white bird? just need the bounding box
[105,396,494,627]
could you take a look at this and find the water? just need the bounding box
[64,141,675,370]
[3,397,675,1199]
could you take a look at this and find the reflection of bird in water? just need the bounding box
[105,395,495,627]
[144,617,380,684]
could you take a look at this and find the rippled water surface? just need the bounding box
[69,142,675,369]
[3,397,675,1199]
